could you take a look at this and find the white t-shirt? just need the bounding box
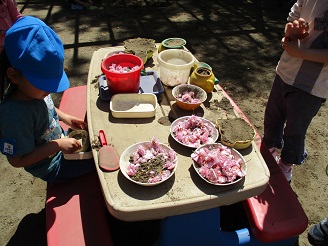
[276,0,328,99]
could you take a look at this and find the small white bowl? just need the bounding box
[120,141,178,186]
[170,116,219,148]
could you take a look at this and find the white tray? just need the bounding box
[110,93,158,118]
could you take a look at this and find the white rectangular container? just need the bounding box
[63,151,93,160]
[110,93,158,118]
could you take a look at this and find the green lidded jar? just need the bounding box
[158,38,186,53]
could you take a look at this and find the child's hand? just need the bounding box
[285,18,309,41]
[55,107,87,130]
[70,117,87,130]
[56,138,82,154]
[281,36,302,58]
[66,115,87,130]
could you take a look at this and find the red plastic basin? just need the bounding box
[101,54,144,94]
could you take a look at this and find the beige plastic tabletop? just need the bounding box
[86,46,270,222]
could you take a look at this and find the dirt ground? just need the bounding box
[1,0,327,245]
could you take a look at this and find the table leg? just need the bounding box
[153,207,250,246]
[153,206,299,246]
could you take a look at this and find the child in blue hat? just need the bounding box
[0,16,95,182]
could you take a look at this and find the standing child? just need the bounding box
[263,0,328,182]
[0,16,95,183]
[0,0,22,52]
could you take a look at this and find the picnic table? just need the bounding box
[86,46,270,222]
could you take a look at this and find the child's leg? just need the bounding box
[281,86,325,164]
[263,74,285,149]
[50,156,96,183]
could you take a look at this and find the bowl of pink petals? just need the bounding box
[170,115,219,148]
[191,143,247,185]
[172,84,207,111]
[119,137,178,186]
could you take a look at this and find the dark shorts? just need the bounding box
[43,153,95,183]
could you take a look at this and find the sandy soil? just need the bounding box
[1,0,327,245]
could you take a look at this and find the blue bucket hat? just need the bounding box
[4,16,69,93]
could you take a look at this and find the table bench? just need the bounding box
[242,138,309,243]
[46,85,114,246]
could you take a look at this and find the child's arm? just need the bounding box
[55,107,87,130]
[287,0,302,23]
[281,37,328,64]
[6,137,82,168]
[7,0,23,21]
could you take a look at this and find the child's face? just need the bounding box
[8,68,50,100]
[19,76,50,100]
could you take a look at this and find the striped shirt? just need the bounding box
[277,0,328,99]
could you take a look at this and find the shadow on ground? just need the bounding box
[6,209,47,246]
[20,0,293,106]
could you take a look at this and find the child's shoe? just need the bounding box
[277,159,293,182]
[268,147,279,162]
[308,217,328,245]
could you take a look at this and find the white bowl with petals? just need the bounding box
[192,143,247,186]
[170,116,219,148]
[119,141,178,186]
